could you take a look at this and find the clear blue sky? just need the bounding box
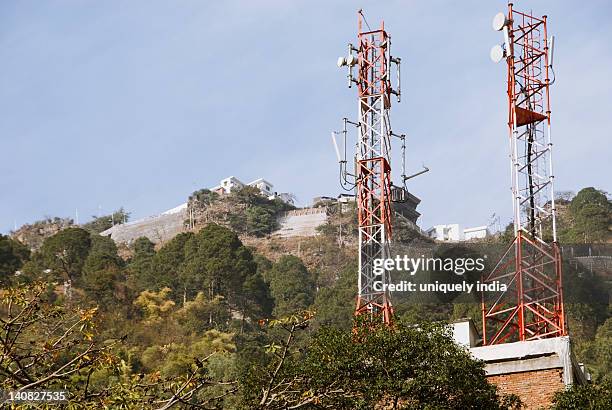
[1,0,610,234]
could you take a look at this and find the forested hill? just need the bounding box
[0,186,610,407]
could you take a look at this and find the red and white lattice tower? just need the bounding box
[482,3,566,345]
[336,12,403,325]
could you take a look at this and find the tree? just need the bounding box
[180,224,256,308]
[314,263,355,329]
[266,255,315,317]
[0,282,238,408]
[246,206,275,237]
[127,237,157,293]
[81,235,125,307]
[552,378,612,409]
[149,232,194,293]
[0,235,30,285]
[241,272,274,321]
[189,188,219,206]
[37,227,92,284]
[242,315,519,409]
[562,188,611,243]
[82,207,130,234]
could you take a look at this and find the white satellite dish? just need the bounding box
[337,56,346,67]
[490,44,505,63]
[346,54,358,67]
[492,12,507,31]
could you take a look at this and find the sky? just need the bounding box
[1,0,611,234]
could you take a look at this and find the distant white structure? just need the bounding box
[463,226,489,240]
[213,176,245,194]
[211,176,294,205]
[247,178,274,196]
[426,224,463,241]
[426,223,490,242]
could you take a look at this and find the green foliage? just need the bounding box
[314,263,355,329]
[560,188,611,243]
[37,227,92,283]
[226,186,294,237]
[575,318,612,382]
[81,235,125,307]
[82,207,130,234]
[246,206,275,236]
[0,234,30,285]
[0,282,238,408]
[133,287,176,324]
[174,292,230,334]
[189,188,219,206]
[552,378,612,409]
[147,232,194,291]
[126,237,157,293]
[242,316,517,409]
[141,330,235,377]
[266,255,316,317]
[181,223,256,304]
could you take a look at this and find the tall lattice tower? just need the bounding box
[335,12,404,324]
[482,3,566,345]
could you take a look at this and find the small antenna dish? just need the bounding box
[492,12,507,31]
[490,44,505,63]
[346,54,358,67]
[337,56,347,67]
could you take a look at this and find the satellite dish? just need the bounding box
[346,54,358,67]
[337,56,346,67]
[492,12,507,31]
[490,44,505,63]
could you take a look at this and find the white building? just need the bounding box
[463,226,489,240]
[211,176,294,205]
[213,176,245,194]
[426,224,490,242]
[247,178,274,196]
[426,224,463,241]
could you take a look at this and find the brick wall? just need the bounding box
[488,368,564,409]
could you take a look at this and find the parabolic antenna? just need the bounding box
[492,12,507,31]
[346,54,358,67]
[490,44,505,63]
[337,56,346,67]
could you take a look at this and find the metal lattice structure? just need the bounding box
[482,4,566,345]
[336,13,403,325]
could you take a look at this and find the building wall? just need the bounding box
[488,368,564,409]
[464,226,489,240]
[427,224,462,241]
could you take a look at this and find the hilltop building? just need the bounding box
[426,224,490,241]
[211,176,294,205]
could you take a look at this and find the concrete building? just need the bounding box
[247,178,274,196]
[426,224,490,241]
[426,224,463,241]
[452,319,589,409]
[212,176,245,194]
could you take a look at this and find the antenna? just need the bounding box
[331,132,342,162]
[483,4,565,345]
[549,35,555,67]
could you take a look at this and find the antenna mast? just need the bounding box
[336,11,403,324]
[483,4,565,344]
